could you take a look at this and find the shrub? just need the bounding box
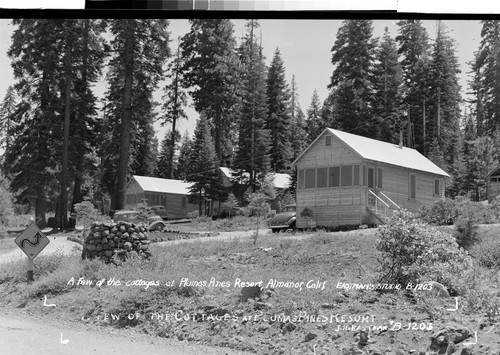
[0,224,6,240]
[136,202,154,223]
[300,207,314,218]
[418,197,499,225]
[489,195,500,220]
[376,210,472,295]
[74,200,108,229]
[417,198,457,225]
[471,233,500,269]
[186,210,199,219]
[453,217,480,250]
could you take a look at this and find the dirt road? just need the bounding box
[0,234,82,264]
[0,311,250,355]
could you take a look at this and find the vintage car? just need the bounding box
[150,205,168,220]
[269,204,296,233]
[112,210,166,232]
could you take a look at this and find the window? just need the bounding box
[409,174,416,199]
[182,197,187,209]
[305,168,316,188]
[329,167,340,187]
[377,168,383,189]
[341,165,353,186]
[353,165,360,186]
[434,179,440,196]
[325,135,332,146]
[317,168,328,188]
[298,169,305,189]
[368,168,375,188]
[363,165,367,186]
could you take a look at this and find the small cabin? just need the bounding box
[219,167,291,211]
[487,165,500,202]
[125,175,200,219]
[292,128,450,228]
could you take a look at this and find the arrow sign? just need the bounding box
[15,222,49,260]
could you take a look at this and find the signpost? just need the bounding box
[15,222,50,282]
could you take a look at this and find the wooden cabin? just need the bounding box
[292,128,450,228]
[219,167,291,211]
[125,176,200,219]
[487,165,500,202]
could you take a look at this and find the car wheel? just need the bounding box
[155,223,165,232]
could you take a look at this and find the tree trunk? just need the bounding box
[72,19,90,213]
[35,197,48,228]
[59,33,72,230]
[168,45,181,179]
[114,21,135,211]
[253,215,259,245]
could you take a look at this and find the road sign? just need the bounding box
[15,222,50,260]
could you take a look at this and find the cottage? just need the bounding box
[219,167,291,210]
[124,175,200,219]
[292,128,449,228]
[487,165,500,202]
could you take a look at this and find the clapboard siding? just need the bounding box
[374,163,444,213]
[298,131,363,168]
[125,189,198,219]
[297,186,363,227]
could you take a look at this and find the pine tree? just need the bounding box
[233,20,271,191]
[266,47,292,172]
[426,22,462,173]
[157,129,181,178]
[372,27,402,142]
[466,136,497,201]
[130,108,158,177]
[162,39,187,178]
[68,19,106,215]
[181,19,241,164]
[292,108,308,157]
[320,90,338,130]
[187,115,225,215]
[455,112,476,196]
[329,20,377,138]
[0,86,17,153]
[101,19,169,210]
[396,20,432,152]
[306,90,323,142]
[175,131,192,181]
[289,76,308,160]
[6,20,74,226]
[471,21,500,134]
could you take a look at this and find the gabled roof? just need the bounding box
[219,167,291,189]
[487,164,500,178]
[293,128,449,177]
[131,175,193,195]
[273,173,291,189]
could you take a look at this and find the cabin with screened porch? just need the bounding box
[292,128,450,229]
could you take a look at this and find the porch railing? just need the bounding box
[368,189,389,218]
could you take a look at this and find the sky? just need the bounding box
[0,19,485,141]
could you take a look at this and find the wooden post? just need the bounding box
[27,257,34,283]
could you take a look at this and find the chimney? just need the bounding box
[399,130,403,149]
